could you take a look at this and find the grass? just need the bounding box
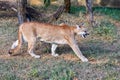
[93,20,117,42]
[70,6,120,21]
[0,2,120,80]
[0,74,21,80]
[93,7,120,21]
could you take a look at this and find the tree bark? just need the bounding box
[0,1,64,23]
[86,0,94,25]
[17,0,28,25]
[64,0,71,13]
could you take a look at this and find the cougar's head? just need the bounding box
[75,24,89,38]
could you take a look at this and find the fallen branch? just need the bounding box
[48,5,65,23]
[0,1,64,23]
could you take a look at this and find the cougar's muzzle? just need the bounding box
[81,31,89,38]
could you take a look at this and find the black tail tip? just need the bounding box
[8,50,12,55]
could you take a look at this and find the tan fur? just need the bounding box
[9,22,89,62]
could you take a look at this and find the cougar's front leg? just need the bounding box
[68,38,88,62]
[51,44,59,57]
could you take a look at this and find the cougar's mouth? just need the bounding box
[82,33,89,38]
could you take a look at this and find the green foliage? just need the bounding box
[70,6,86,14]
[70,6,120,21]
[44,0,51,7]
[94,7,120,21]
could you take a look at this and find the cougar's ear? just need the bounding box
[76,25,80,29]
[76,23,84,29]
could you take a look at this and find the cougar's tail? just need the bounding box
[8,25,23,55]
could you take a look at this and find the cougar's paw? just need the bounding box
[52,53,59,57]
[32,55,40,58]
[81,58,88,62]
[29,53,40,58]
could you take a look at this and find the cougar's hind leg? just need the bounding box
[27,39,40,58]
[11,40,18,49]
[8,40,19,55]
[51,44,59,57]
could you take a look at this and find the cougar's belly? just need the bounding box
[39,38,67,44]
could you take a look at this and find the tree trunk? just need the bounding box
[86,0,94,25]
[17,0,27,25]
[64,0,71,13]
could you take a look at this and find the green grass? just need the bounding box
[0,18,18,36]
[93,20,117,42]
[0,73,21,80]
[0,57,120,80]
[49,65,75,80]
[27,59,76,80]
[70,6,86,14]
[70,6,120,21]
[28,68,40,77]
[93,7,120,21]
